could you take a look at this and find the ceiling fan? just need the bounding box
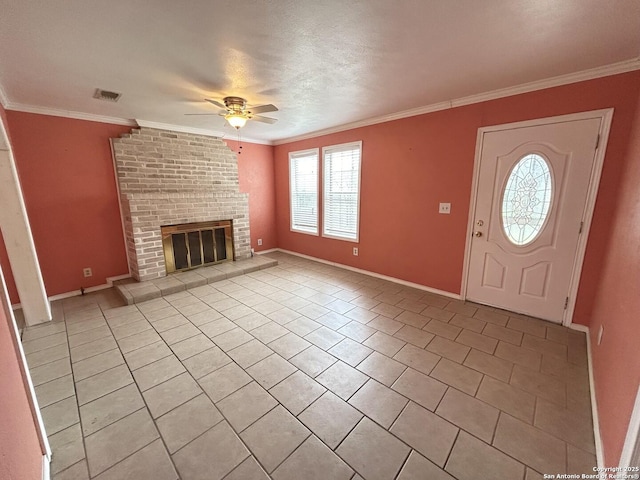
[186,96,278,129]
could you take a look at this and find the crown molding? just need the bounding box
[2,104,273,145]
[1,57,638,146]
[273,58,640,145]
[134,119,273,145]
[272,101,453,145]
[5,102,136,126]
[450,57,640,109]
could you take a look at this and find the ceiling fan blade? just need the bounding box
[251,115,278,124]
[205,98,227,109]
[248,104,278,114]
[184,113,223,116]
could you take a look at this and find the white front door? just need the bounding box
[465,116,602,323]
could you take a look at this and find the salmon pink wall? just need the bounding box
[225,139,277,251]
[0,270,44,480]
[2,112,131,298]
[0,110,278,301]
[274,71,640,466]
[274,71,640,315]
[588,91,640,466]
[275,110,477,294]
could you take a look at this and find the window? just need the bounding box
[289,149,319,235]
[322,141,362,241]
[501,153,553,246]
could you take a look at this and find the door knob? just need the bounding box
[474,231,483,237]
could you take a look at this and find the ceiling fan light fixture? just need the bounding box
[226,114,247,129]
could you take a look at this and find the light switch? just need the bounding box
[439,203,451,214]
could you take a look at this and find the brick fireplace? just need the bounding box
[111,127,251,281]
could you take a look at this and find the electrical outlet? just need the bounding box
[257,239,263,246]
[83,267,92,278]
[353,247,359,256]
[597,325,604,345]
[439,202,451,214]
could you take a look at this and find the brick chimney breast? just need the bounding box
[112,127,250,281]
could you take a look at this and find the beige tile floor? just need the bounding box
[21,252,596,480]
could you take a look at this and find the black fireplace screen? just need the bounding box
[161,220,233,274]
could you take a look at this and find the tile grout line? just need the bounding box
[91,301,184,479]
[30,253,596,478]
[199,289,403,477]
[38,319,73,476]
[331,414,365,453]
[492,410,571,475]
[86,407,157,478]
[441,428,461,476]
[154,290,307,478]
[176,326,282,478]
[49,305,86,479]
[388,399,412,432]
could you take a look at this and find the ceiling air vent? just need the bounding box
[93,88,121,102]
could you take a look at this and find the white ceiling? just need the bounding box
[0,1,639,143]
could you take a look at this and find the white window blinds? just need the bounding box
[322,142,362,241]
[289,149,319,234]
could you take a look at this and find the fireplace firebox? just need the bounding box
[161,220,234,274]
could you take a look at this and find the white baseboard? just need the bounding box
[105,273,133,284]
[572,324,605,468]
[568,323,589,333]
[12,273,131,309]
[275,248,461,300]
[255,248,279,255]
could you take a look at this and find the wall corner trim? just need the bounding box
[619,385,640,470]
[570,323,605,468]
[41,454,51,480]
[0,265,52,464]
[0,83,8,109]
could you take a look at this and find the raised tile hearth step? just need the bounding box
[115,256,278,305]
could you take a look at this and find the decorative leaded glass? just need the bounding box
[501,153,553,245]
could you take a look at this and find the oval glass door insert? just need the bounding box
[501,153,553,245]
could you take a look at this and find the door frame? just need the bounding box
[461,109,614,326]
